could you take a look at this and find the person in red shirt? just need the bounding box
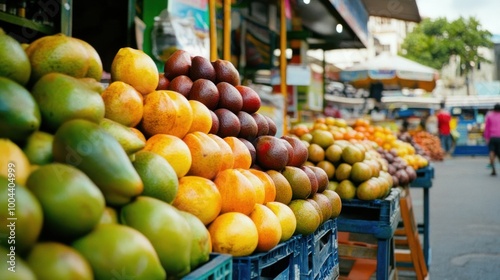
[484,103,500,176]
[436,102,453,155]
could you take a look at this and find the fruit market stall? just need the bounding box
[0,28,351,279]
[444,95,500,156]
[0,1,433,279]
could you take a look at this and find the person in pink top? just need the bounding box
[484,103,500,176]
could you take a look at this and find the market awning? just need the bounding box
[293,0,421,50]
[294,0,369,50]
[361,0,421,22]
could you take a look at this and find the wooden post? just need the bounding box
[280,0,288,135]
[208,0,217,61]
[223,0,231,61]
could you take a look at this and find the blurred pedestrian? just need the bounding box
[436,102,453,155]
[369,81,384,109]
[484,103,500,176]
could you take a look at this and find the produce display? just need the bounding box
[290,119,394,201]
[289,117,430,196]
[402,130,446,161]
[0,30,342,279]
[0,28,437,279]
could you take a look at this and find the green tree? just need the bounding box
[401,16,493,75]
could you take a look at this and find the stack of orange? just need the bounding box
[351,118,398,150]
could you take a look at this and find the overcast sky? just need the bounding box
[416,0,500,35]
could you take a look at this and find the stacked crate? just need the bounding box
[336,188,402,280]
[182,253,233,280]
[298,218,340,280]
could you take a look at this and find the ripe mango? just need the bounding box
[72,224,166,280]
[0,246,36,280]
[31,72,105,133]
[52,119,143,206]
[120,196,192,278]
[26,242,93,280]
[178,210,211,270]
[0,30,31,85]
[0,77,41,143]
[26,163,105,239]
[0,177,43,254]
[99,118,145,155]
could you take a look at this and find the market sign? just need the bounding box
[244,18,275,69]
[270,65,312,86]
[167,0,210,58]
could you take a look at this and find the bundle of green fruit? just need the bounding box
[290,126,394,201]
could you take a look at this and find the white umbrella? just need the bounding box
[340,52,439,91]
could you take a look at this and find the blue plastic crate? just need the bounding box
[182,253,232,280]
[337,187,401,239]
[298,219,339,280]
[410,165,434,188]
[232,235,300,280]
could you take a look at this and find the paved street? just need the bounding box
[409,156,500,280]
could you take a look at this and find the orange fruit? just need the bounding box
[354,126,367,133]
[266,170,292,205]
[142,134,192,178]
[292,124,309,137]
[354,132,365,140]
[101,81,144,127]
[315,117,326,124]
[172,176,222,225]
[213,169,257,215]
[248,169,276,203]
[238,169,266,204]
[208,134,234,172]
[141,90,193,138]
[188,100,212,134]
[265,201,297,242]
[208,212,258,257]
[313,122,327,131]
[249,204,282,252]
[223,136,252,169]
[330,130,343,140]
[110,47,158,95]
[183,131,222,180]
